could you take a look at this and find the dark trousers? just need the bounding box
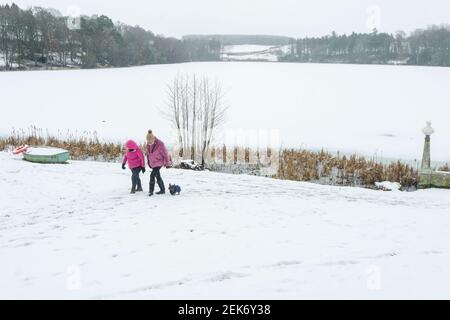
[149,167,165,193]
[131,167,142,191]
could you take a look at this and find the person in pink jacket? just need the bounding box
[122,139,146,194]
[145,130,171,196]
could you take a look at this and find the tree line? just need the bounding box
[184,34,293,46]
[3,3,450,70]
[281,26,450,66]
[0,3,221,70]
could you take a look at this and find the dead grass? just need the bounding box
[278,149,418,189]
[208,146,418,189]
[0,127,123,161]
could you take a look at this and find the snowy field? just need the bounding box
[2,62,450,161]
[221,45,288,61]
[222,45,275,54]
[1,152,450,299]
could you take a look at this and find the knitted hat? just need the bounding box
[146,130,155,143]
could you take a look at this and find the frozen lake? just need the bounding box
[1,62,450,161]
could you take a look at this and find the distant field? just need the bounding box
[222,45,275,54]
[221,44,289,61]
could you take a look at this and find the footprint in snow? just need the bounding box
[205,272,247,283]
[318,260,359,267]
[268,260,303,268]
[371,252,399,259]
[420,250,442,255]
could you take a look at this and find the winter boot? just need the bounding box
[149,180,155,196]
[156,179,165,195]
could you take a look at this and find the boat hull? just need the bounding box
[23,152,70,164]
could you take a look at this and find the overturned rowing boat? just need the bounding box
[23,147,70,164]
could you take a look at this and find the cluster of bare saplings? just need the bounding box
[162,74,228,167]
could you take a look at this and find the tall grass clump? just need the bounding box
[206,146,418,189]
[278,149,418,189]
[0,126,123,161]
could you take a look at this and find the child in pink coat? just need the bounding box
[122,139,146,194]
[146,130,171,196]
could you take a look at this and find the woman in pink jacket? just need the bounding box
[146,130,171,196]
[122,139,146,194]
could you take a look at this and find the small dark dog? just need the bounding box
[169,184,181,196]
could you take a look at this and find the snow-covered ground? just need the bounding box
[1,152,450,299]
[222,45,275,54]
[1,62,449,162]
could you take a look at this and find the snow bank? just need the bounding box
[1,151,450,299]
[375,181,402,191]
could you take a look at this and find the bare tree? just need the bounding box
[165,75,184,157]
[199,76,226,166]
[163,73,227,166]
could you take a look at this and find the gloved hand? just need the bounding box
[141,167,146,174]
[122,163,126,170]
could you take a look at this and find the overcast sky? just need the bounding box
[5,0,450,38]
